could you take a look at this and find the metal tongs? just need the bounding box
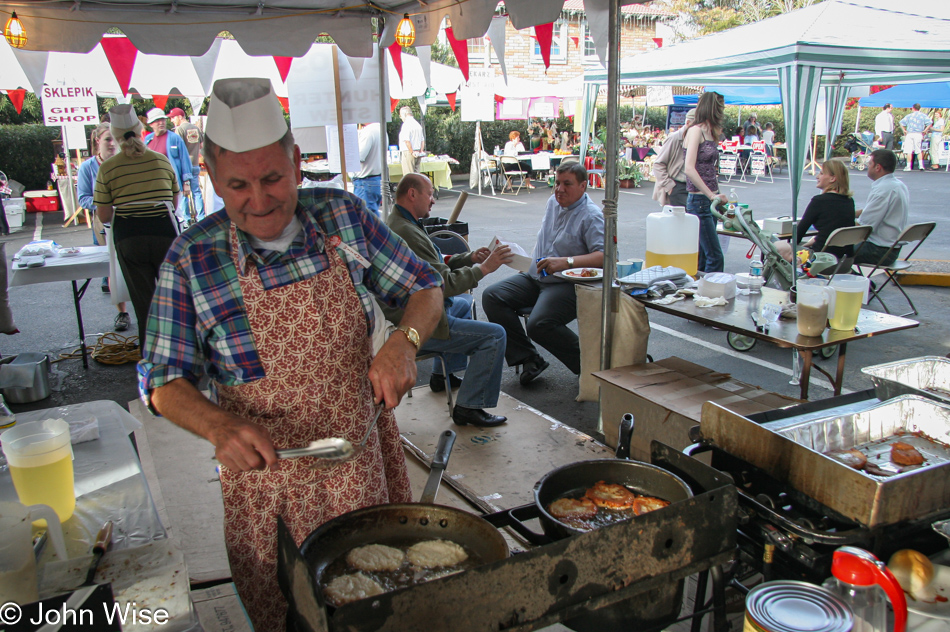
[276,403,384,464]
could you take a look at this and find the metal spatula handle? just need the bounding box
[277,438,353,460]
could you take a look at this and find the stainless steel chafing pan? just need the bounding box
[862,356,950,406]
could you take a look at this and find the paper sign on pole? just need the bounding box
[529,101,555,118]
[41,85,99,126]
[645,86,674,107]
[461,68,495,122]
[501,99,525,119]
[325,125,360,173]
[64,125,87,150]
[288,46,384,128]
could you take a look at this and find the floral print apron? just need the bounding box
[216,224,412,630]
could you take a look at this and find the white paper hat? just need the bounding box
[109,104,143,140]
[205,78,287,153]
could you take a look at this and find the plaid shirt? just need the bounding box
[901,111,932,134]
[138,188,441,404]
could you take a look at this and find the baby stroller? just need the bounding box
[844,133,873,170]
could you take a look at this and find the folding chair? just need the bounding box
[819,224,872,275]
[409,352,453,416]
[429,230,479,321]
[499,156,528,195]
[857,222,936,317]
[583,156,605,189]
[471,151,496,195]
[59,178,90,228]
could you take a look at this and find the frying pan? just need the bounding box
[298,429,509,613]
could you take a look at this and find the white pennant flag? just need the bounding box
[585,0,610,66]
[346,52,366,81]
[417,95,427,116]
[190,38,222,96]
[188,96,205,117]
[487,17,509,84]
[416,46,432,89]
[11,48,49,96]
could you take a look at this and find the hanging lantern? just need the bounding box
[4,11,27,49]
[395,14,415,48]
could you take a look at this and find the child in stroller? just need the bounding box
[844,132,874,170]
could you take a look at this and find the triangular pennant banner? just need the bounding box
[417,46,432,90]
[152,95,168,110]
[346,55,365,81]
[570,36,579,48]
[445,27,470,82]
[487,17,508,85]
[190,38,222,96]
[6,89,25,115]
[494,95,505,104]
[390,97,399,113]
[447,92,457,112]
[585,0,609,66]
[11,48,49,96]
[273,57,293,83]
[534,23,554,70]
[100,36,139,97]
[188,96,205,117]
[416,95,427,117]
[388,42,404,85]
[277,97,289,113]
[653,38,663,48]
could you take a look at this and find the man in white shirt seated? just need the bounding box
[854,149,910,267]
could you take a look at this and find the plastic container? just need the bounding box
[5,198,25,230]
[796,279,835,337]
[0,354,51,403]
[735,272,764,293]
[829,275,869,331]
[823,547,906,632]
[0,419,76,522]
[645,205,699,277]
[0,501,68,605]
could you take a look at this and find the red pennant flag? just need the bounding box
[534,23,554,70]
[390,97,399,113]
[494,95,505,104]
[447,92,457,112]
[273,57,293,83]
[445,27,470,82]
[151,95,168,110]
[100,37,139,97]
[6,89,25,114]
[870,85,894,95]
[652,38,663,48]
[570,36,579,48]
[388,42,404,85]
[277,96,289,113]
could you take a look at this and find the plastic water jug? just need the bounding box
[1,418,76,522]
[645,206,699,277]
[0,501,68,605]
[823,546,906,632]
[796,279,835,337]
[829,274,869,331]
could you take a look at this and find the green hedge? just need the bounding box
[0,125,61,191]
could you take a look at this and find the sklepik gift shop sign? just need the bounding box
[42,85,100,126]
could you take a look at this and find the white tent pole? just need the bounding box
[377,29,391,220]
[599,0,620,378]
[855,105,862,133]
[331,45,349,189]
[476,120,483,197]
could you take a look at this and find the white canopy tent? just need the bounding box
[584,0,950,225]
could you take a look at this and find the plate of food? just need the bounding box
[557,267,603,281]
[887,550,950,620]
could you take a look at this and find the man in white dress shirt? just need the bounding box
[854,149,909,267]
[398,106,424,176]
[875,104,894,151]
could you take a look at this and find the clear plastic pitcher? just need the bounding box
[829,275,869,331]
[796,279,835,337]
[823,547,906,632]
[645,206,699,277]
[0,501,68,605]
[0,419,76,522]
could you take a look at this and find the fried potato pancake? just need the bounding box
[585,480,637,509]
[828,448,868,470]
[633,495,671,516]
[346,544,406,572]
[324,573,385,606]
[891,441,925,466]
[548,497,598,520]
[407,540,468,569]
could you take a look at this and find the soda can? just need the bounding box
[744,581,853,632]
[536,258,548,277]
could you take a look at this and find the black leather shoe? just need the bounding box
[452,406,507,427]
[519,356,550,386]
[430,373,463,393]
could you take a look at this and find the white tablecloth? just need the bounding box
[10,246,110,287]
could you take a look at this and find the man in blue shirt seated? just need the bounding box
[482,162,605,385]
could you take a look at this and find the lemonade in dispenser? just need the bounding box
[645,206,699,277]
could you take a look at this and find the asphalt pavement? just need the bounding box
[2,164,947,441]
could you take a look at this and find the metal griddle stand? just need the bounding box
[278,442,738,632]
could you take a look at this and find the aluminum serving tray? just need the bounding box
[862,356,950,406]
[700,396,950,527]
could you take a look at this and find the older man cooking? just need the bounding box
[137,78,442,630]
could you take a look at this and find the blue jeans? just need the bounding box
[177,173,203,223]
[353,175,382,216]
[191,167,204,221]
[686,193,724,273]
[419,294,506,409]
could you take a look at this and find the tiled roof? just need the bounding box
[560,0,674,17]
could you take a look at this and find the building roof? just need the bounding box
[561,0,674,17]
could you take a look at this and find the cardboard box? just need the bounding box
[593,357,800,459]
[762,216,793,234]
[192,583,254,632]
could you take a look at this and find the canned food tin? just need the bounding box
[744,581,853,632]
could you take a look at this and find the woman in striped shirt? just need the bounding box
[94,104,180,346]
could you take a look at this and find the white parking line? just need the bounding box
[33,211,44,241]
[442,190,528,205]
[620,190,645,196]
[650,322,852,394]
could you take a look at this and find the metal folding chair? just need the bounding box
[428,230,478,321]
[409,352,453,416]
[500,156,528,195]
[820,225,872,275]
[857,222,936,317]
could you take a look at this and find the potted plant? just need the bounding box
[618,158,642,188]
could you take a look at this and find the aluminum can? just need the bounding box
[536,258,548,277]
[744,580,853,632]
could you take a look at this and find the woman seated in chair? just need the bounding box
[776,160,856,263]
[504,131,525,156]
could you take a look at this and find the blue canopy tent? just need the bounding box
[673,86,782,106]
[861,82,950,108]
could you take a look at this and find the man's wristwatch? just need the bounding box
[395,325,421,351]
[567,256,575,268]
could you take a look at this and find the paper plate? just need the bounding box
[907,563,950,620]
[558,267,603,281]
